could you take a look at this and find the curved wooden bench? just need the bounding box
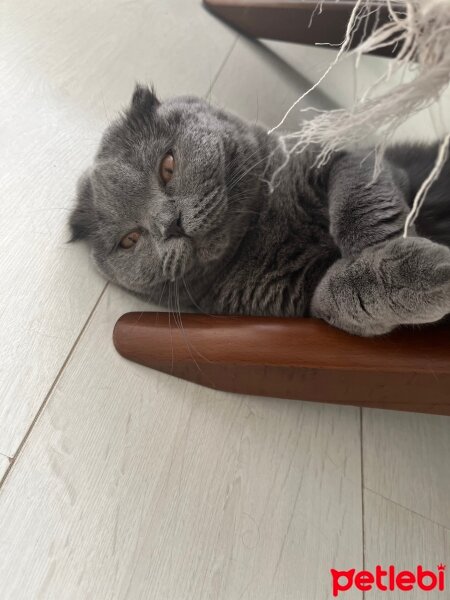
[113,313,450,415]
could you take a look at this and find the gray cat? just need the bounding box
[69,85,450,336]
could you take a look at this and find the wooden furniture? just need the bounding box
[203,0,402,57]
[112,3,441,416]
[113,312,450,415]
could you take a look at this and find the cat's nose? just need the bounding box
[165,214,186,239]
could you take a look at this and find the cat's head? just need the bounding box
[69,84,263,297]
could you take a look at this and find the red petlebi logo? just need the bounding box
[331,564,446,597]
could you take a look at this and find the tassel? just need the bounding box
[269,0,450,231]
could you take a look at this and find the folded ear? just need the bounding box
[69,170,95,241]
[130,83,160,115]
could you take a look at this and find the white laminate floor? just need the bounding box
[0,2,449,599]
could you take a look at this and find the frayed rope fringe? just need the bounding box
[268,0,450,235]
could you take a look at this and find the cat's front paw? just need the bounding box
[379,237,450,324]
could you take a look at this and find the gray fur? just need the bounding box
[70,85,450,336]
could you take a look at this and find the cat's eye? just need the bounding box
[119,230,141,249]
[160,151,175,185]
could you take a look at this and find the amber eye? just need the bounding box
[160,151,175,184]
[119,230,141,249]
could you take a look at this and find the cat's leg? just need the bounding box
[310,237,450,336]
[327,152,411,257]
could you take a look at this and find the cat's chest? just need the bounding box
[207,208,337,316]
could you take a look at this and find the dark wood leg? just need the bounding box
[113,313,450,415]
[203,1,401,57]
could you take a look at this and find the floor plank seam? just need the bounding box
[360,407,366,600]
[0,282,109,490]
[363,486,450,532]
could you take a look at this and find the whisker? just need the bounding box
[176,279,214,370]
[226,149,258,177]
[155,280,168,325]
[229,154,274,192]
[225,146,265,187]
[174,280,208,375]
[168,284,174,372]
[226,151,266,190]
[182,277,217,318]
[227,146,279,193]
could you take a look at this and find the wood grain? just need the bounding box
[364,490,449,600]
[0,287,363,600]
[0,456,10,481]
[363,410,450,529]
[0,0,236,457]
